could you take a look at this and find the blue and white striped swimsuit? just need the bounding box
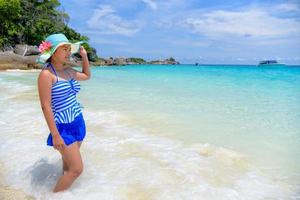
[48,63,82,124]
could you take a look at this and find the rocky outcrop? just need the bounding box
[0,52,40,70]
[113,57,127,65]
[105,57,114,65]
[0,44,180,70]
[14,45,39,56]
[0,44,41,70]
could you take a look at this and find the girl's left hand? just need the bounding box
[79,46,88,58]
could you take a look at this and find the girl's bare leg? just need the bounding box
[62,158,69,175]
[62,142,82,174]
[53,142,83,193]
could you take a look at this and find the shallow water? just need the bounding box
[0,65,299,199]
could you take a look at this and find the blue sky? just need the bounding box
[60,0,300,64]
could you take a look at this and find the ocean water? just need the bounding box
[0,65,299,199]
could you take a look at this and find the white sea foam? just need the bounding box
[0,105,296,199]
[0,79,34,101]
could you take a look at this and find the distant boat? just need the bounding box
[258,60,285,66]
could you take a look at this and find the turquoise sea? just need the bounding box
[0,64,299,199]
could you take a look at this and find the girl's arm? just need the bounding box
[69,46,91,81]
[38,70,65,150]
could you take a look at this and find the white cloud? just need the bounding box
[181,8,300,39]
[141,0,158,10]
[87,5,141,36]
[165,39,212,47]
[273,3,300,12]
[293,57,300,61]
[90,38,127,46]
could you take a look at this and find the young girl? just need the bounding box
[37,33,91,192]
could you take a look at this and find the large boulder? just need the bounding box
[90,58,106,66]
[0,52,40,70]
[113,57,127,65]
[105,57,114,65]
[14,44,39,56]
[0,45,14,53]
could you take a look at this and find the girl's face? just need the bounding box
[52,44,71,63]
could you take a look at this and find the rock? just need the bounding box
[0,45,14,53]
[25,45,40,56]
[113,57,127,65]
[105,57,114,65]
[14,45,28,55]
[90,58,106,66]
[14,44,39,56]
[0,52,41,70]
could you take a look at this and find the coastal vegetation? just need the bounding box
[0,0,97,61]
[0,0,179,70]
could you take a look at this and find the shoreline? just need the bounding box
[0,51,180,71]
[1,64,300,72]
[1,52,299,71]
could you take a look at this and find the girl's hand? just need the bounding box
[53,134,66,151]
[79,46,88,58]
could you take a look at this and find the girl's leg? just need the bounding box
[53,142,83,193]
[62,157,69,174]
[62,142,82,174]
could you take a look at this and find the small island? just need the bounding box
[92,56,180,66]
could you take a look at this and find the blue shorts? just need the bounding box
[47,113,86,146]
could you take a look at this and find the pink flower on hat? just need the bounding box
[38,41,52,53]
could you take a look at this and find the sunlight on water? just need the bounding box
[0,65,299,199]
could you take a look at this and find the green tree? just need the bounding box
[168,57,175,62]
[128,57,146,64]
[0,0,21,48]
[19,0,68,45]
[0,0,99,60]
